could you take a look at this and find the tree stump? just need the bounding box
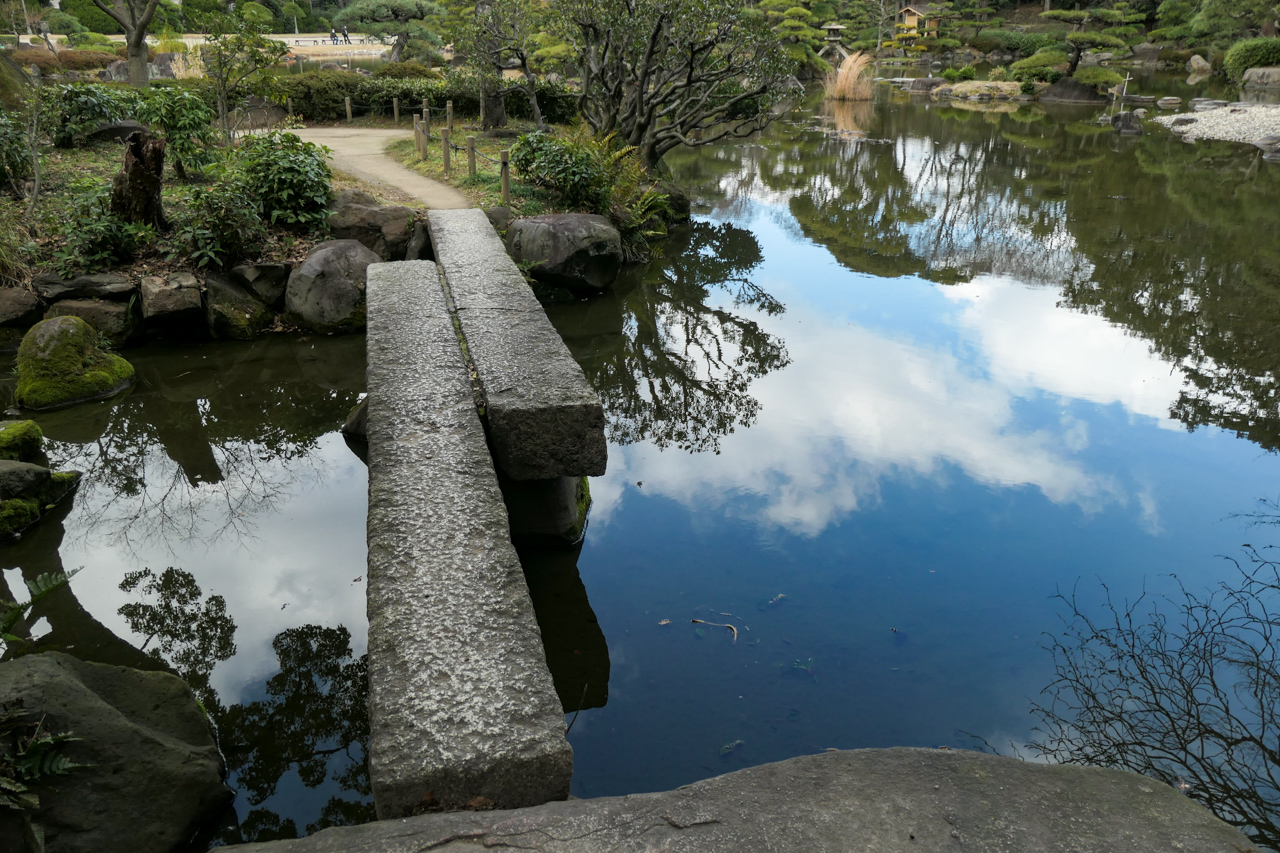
[110,131,168,231]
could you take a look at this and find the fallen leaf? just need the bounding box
[658,619,671,625]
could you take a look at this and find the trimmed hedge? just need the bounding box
[971,29,1065,56]
[1224,38,1280,82]
[277,70,578,124]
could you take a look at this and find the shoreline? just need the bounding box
[1152,102,1280,147]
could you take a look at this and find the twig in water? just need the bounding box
[691,619,738,643]
[566,682,589,733]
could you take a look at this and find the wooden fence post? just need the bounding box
[414,118,423,158]
[479,96,485,128]
[423,102,431,139]
[446,100,453,133]
[344,97,352,123]
[393,97,400,123]
[500,150,510,205]
[442,129,451,174]
[467,136,476,179]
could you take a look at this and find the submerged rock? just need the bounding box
[15,316,136,410]
[223,748,1251,853]
[506,213,624,293]
[205,273,274,340]
[1112,111,1143,135]
[328,189,415,261]
[285,239,379,334]
[0,652,233,853]
[341,397,367,439]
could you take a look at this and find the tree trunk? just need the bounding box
[111,131,168,231]
[1044,0,1051,11]
[1067,45,1081,76]
[519,63,545,131]
[389,30,407,62]
[126,34,149,87]
[482,87,507,130]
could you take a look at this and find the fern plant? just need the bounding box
[1,705,88,853]
[2,570,80,646]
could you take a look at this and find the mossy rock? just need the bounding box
[0,470,79,539]
[0,420,44,462]
[205,273,275,341]
[15,316,136,411]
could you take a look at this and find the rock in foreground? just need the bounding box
[0,652,233,853]
[227,748,1250,853]
[15,316,135,410]
[285,239,379,333]
[506,213,624,293]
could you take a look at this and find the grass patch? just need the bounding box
[385,136,552,217]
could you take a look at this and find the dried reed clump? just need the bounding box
[824,51,874,101]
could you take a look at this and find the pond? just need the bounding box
[4,76,1280,844]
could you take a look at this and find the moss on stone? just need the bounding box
[15,316,136,411]
[0,420,44,462]
[0,496,40,538]
[570,476,592,543]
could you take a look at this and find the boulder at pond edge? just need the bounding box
[506,214,624,293]
[285,240,379,334]
[0,652,233,853]
[205,273,274,340]
[327,189,415,261]
[15,316,136,410]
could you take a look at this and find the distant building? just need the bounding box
[897,3,943,35]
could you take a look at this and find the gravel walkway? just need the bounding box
[1152,102,1280,146]
[292,127,473,209]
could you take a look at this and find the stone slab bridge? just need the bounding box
[363,208,605,819]
[230,210,1256,852]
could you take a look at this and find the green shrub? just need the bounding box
[0,110,28,194]
[941,67,961,83]
[1073,66,1123,89]
[43,9,87,34]
[0,206,32,288]
[988,66,1008,82]
[137,87,217,178]
[956,64,977,81]
[148,77,219,113]
[932,38,961,50]
[42,83,143,148]
[510,130,604,209]
[1224,38,1280,82]
[235,131,332,230]
[169,175,268,268]
[1020,79,1036,95]
[1011,50,1068,72]
[69,31,117,48]
[974,29,1064,56]
[54,180,155,274]
[62,0,122,33]
[0,35,17,48]
[277,70,361,120]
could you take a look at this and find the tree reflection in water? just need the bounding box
[668,92,1280,453]
[114,566,372,843]
[1,335,366,557]
[549,220,789,454]
[1031,550,1280,849]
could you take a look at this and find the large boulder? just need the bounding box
[1243,66,1280,90]
[0,462,78,538]
[0,288,43,328]
[1039,76,1109,104]
[1112,111,1143,135]
[0,652,233,853]
[907,76,948,93]
[327,189,415,261]
[229,262,291,309]
[140,272,204,335]
[15,316,136,410]
[31,272,134,303]
[223,748,1252,853]
[1187,54,1212,75]
[46,298,142,347]
[285,239,379,334]
[205,273,274,340]
[505,214,624,293]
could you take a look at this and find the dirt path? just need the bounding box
[293,127,472,210]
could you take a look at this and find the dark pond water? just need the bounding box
[5,77,1280,844]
